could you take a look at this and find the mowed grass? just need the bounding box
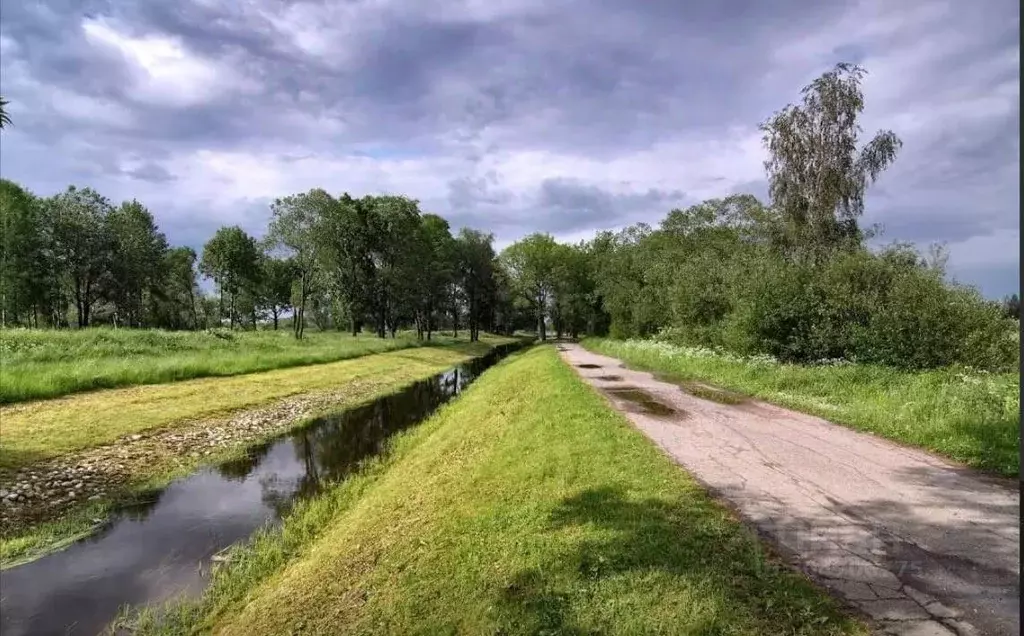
[586,338,1021,477]
[1,341,506,567]
[0,342,499,473]
[132,346,864,636]
[0,327,477,404]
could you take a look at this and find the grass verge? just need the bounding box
[128,345,864,636]
[0,340,506,567]
[585,338,1020,477]
[0,327,483,404]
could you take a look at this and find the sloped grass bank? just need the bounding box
[131,346,864,636]
[586,338,1020,477]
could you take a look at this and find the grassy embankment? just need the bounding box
[586,338,1020,477]
[0,337,508,567]
[0,327,477,404]
[130,346,865,636]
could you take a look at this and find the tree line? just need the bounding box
[0,182,538,340]
[1,65,1018,370]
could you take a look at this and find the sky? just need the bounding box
[0,0,1019,298]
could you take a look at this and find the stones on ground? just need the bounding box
[0,385,364,530]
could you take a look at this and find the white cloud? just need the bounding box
[81,16,257,107]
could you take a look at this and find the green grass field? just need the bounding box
[0,327,475,404]
[129,346,864,636]
[586,338,1020,477]
[0,340,505,568]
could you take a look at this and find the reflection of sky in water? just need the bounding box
[0,344,517,636]
[0,445,306,636]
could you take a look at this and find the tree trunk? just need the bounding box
[272,309,279,330]
[188,286,198,330]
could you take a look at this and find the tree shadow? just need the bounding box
[494,486,855,635]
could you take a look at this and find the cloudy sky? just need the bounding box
[0,0,1018,297]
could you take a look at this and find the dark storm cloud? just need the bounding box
[123,162,177,183]
[536,178,687,234]
[0,0,1018,295]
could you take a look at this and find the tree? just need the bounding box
[152,247,200,330]
[105,200,169,327]
[0,180,52,326]
[317,193,373,337]
[760,63,901,258]
[200,226,261,329]
[49,186,115,327]
[260,256,296,330]
[416,214,456,340]
[268,189,335,339]
[455,228,497,342]
[501,233,559,340]
[0,97,10,129]
[1002,294,1020,320]
[362,195,423,338]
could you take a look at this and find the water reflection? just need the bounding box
[0,342,521,636]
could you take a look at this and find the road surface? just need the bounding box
[559,343,1019,636]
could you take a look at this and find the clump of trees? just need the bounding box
[502,63,1015,371]
[0,182,529,340]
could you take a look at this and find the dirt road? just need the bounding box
[559,343,1019,636]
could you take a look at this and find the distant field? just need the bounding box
[586,338,1021,477]
[0,328,481,404]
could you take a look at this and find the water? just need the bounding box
[0,343,520,636]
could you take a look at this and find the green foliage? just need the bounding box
[200,226,262,329]
[501,233,560,339]
[106,200,169,327]
[49,186,116,327]
[760,63,901,257]
[454,228,497,341]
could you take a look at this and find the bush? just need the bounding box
[682,246,1016,371]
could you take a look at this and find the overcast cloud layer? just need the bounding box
[0,0,1018,296]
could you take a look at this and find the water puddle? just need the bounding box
[576,364,602,369]
[596,375,623,381]
[604,387,679,418]
[0,343,522,636]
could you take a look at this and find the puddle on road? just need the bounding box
[596,375,623,381]
[604,387,680,418]
[0,343,523,636]
[576,363,602,369]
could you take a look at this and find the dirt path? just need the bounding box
[559,344,1019,636]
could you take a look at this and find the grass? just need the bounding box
[0,340,507,567]
[0,327,479,404]
[586,338,1020,477]
[0,342,503,472]
[128,346,864,636]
